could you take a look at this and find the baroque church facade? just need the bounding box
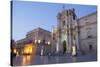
[52,9,80,55]
[52,8,97,55]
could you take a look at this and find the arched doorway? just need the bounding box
[63,40,67,54]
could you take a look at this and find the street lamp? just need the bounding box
[35,40,37,43]
[38,40,41,44]
[13,48,17,54]
[48,41,50,45]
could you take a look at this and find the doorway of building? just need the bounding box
[63,40,66,54]
[89,44,92,51]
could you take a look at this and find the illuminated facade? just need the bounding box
[52,9,97,55]
[52,9,79,55]
[16,28,51,55]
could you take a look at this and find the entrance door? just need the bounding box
[89,44,92,51]
[63,40,66,54]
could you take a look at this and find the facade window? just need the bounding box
[88,42,93,51]
[86,27,92,38]
[62,21,66,27]
[87,35,92,38]
[85,18,88,21]
[85,22,89,25]
[87,31,92,38]
[89,44,93,51]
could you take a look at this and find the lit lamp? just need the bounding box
[72,46,76,56]
[13,48,19,56]
[38,40,41,44]
[35,40,37,43]
[13,48,17,54]
[48,41,50,45]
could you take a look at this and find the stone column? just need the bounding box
[67,10,72,53]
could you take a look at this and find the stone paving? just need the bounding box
[12,53,97,66]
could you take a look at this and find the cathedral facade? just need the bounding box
[52,9,80,55]
[52,8,97,55]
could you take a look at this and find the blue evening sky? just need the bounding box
[12,1,97,41]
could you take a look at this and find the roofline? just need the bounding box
[78,11,97,20]
[27,27,51,35]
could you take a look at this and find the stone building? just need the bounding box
[52,9,80,55]
[78,12,97,54]
[16,38,33,55]
[26,27,51,43]
[52,8,97,55]
[16,28,51,55]
[11,39,17,55]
